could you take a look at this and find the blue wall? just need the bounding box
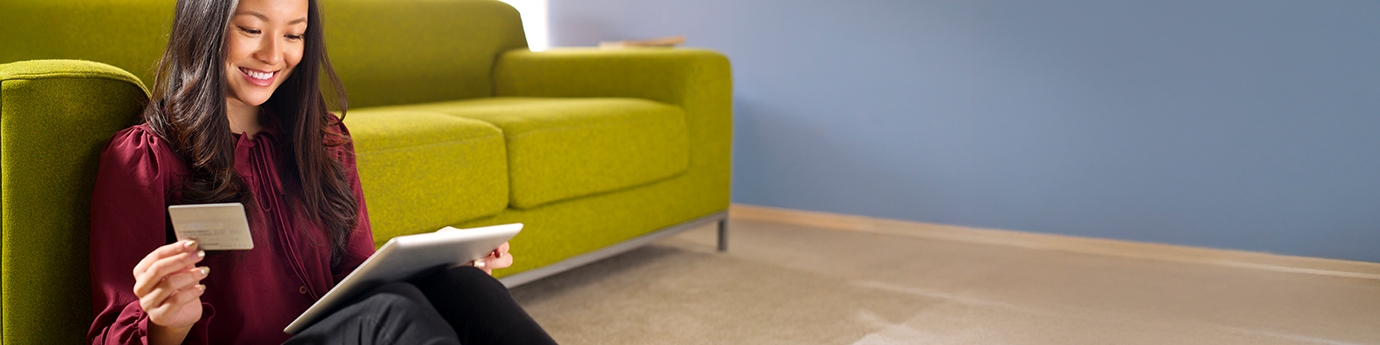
[549,0,1380,262]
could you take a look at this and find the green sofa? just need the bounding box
[0,0,732,343]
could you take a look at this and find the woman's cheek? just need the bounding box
[288,45,304,67]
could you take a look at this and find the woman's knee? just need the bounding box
[358,282,433,314]
[358,282,460,343]
[416,266,501,292]
[371,281,428,300]
[289,282,459,344]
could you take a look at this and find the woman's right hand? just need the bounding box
[133,240,209,330]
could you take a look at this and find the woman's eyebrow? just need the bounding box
[235,11,269,21]
[235,11,308,25]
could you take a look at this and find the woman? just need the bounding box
[85,0,555,344]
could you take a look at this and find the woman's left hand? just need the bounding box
[472,242,512,275]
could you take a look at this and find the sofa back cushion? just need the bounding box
[0,0,527,106]
[323,0,528,108]
[0,0,172,84]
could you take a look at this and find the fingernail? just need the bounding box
[196,284,206,292]
[197,250,206,259]
[184,240,198,250]
[199,266,210,276]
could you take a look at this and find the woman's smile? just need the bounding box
[222,0,307,110]
[238,67,277,86]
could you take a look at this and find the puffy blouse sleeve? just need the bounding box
[329,120,378,283]
[86,127,214,345]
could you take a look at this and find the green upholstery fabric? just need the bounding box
[342,110,508,245]
[1,60,149,345]
[0,1,173,87]
[496,48,732,107]
[477,48,735,277]
[363,97,690,209]
[458,155,732,278]
[322,0,528,108]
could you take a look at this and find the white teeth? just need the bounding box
[242,68,273,80]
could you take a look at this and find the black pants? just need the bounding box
[285,266,557,345]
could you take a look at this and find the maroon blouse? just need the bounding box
[86,121,376,345]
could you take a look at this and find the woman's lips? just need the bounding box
[239,67,276,86]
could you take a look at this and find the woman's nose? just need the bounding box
[255,36,283,65]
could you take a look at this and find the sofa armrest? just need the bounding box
[0,59,147,95]
[494,48,732,109]
[1,59,149,345]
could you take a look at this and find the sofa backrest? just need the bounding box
[0,0,528,107]
[0,0,172,85]
[322,0,528,108]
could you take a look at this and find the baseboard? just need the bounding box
[730,204,1380,281]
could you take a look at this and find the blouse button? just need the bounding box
[299,286,308,295]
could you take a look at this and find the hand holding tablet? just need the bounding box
[284,223,522,334]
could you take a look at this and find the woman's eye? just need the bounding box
[238,26,261,35]
[286,34,304,41]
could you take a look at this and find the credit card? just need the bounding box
[168,203,254,250]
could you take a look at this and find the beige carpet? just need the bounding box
[508,219,1380,344]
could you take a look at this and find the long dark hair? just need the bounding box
[142,0,357,263]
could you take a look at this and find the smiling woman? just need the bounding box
[83,0,555,344]
[223,0,307,135]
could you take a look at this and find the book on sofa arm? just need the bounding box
[283,223,523,334]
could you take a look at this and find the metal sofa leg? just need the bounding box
[717,218,729,252]
[499,211,727,287]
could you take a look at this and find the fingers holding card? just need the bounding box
[168,203,255,251]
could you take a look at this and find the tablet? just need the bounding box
[283,223,523,334]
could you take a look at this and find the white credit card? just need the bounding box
[168,203,254,250]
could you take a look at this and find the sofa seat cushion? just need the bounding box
[373,97,689,209]
[342,109,508,243]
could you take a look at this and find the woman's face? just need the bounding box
[224,0,308,108]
